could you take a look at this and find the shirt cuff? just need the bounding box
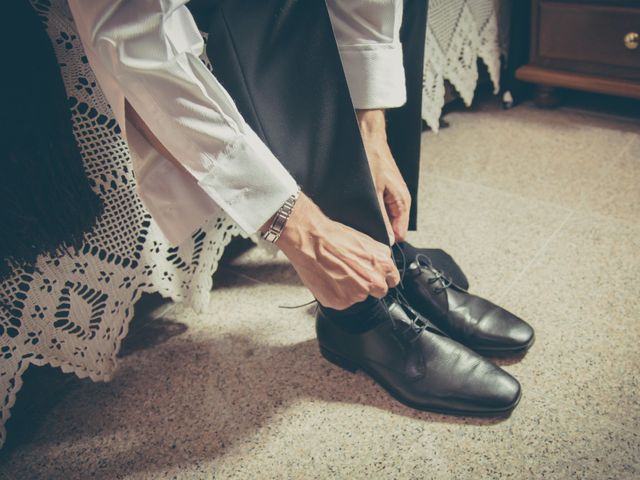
[196,127,299,235]
[339,43,407,109]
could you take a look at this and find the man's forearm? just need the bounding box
[356,109,388,139]
[69,0,299,237]
[125,100,192,179]
[355,108,411,243]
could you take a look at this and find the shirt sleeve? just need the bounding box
[67,0,298,235]
[327,0,406,110]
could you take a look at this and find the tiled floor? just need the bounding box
[1,97,639,479]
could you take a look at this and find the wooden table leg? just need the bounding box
[533,85,562,108]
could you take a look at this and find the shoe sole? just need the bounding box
[473,333,536,357]
[320,346,521,418]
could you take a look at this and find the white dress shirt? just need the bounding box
[327,0,405,109]
[68,0,405,245]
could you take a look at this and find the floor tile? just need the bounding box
[3,98,639,480]
[408,174,570,301]
[485,213,640,479]
[426,100,640,218]
[582,136,640,224]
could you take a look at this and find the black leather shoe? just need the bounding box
[399,254,535,356]
[396,242,469,290]
[316,297,521,416]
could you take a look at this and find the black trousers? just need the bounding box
[191,0,427,245]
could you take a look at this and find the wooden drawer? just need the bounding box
[538,3,640,68]
[517,0,640,102]
[535,1,640,78]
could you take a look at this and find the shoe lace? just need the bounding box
[414,253,453,295]
[390,244,449,341]
[392,244,454,295]
[386,287,445,342]
[279,298,318,310]
[279,247,453,336]
[277,288,437,342]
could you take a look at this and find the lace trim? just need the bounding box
[0,0,241,448]
[423,0,507,132]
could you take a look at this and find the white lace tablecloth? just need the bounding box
[422,0,510,131]
[0,0,241,448]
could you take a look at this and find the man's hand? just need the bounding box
[271,193,400,310]
[356,109,412,244]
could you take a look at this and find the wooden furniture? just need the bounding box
[516,0,640,107]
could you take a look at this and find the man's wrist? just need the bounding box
[356,109,387,138]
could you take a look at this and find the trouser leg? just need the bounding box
[386,0,428,231]
[196,0,389,244]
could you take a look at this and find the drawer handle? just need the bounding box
[624,32,639,50]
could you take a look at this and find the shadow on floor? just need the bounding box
[1,313,519,478]
[2,243,533,477]
[214,262,303,288]
[0,292,182,458]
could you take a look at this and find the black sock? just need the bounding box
[394,241,470,290]
[320,296,388,334]
[393,241,416,269]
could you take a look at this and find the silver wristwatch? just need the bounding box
[261,189,300,243]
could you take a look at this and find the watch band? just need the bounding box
[262,189,300,243]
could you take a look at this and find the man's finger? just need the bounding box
[369,277,389,298]
[377,192,395,245]
[391,215,409,242]
[385,195,410,243]
[385,264,401,287]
